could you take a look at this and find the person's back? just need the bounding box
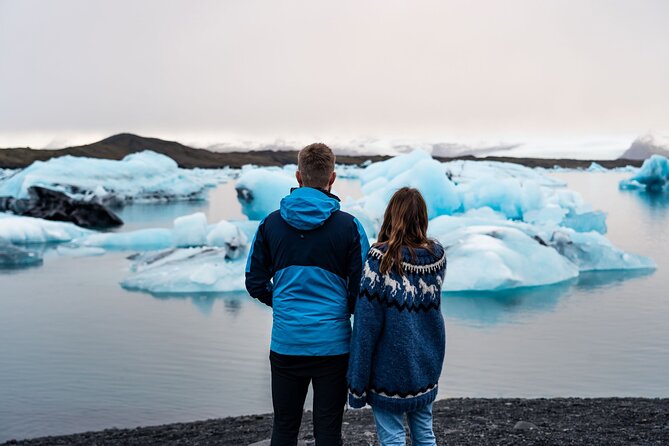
[246,143,369,446]
[347,187,446,446]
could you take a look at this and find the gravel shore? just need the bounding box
[3,398,668,445]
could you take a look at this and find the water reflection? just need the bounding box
[443,267,654,327]
[130,290,245,316]
[621,189,669,211]
[574,269,654,292]
[442,281,573,327]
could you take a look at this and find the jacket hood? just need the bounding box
[280,187,340,230]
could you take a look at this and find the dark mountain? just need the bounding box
[0,133,391,169]
[0,133,644,169]
[619,134,669,160]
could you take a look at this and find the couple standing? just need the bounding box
[246,143,447,446]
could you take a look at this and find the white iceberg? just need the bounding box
[428,211,654,291]
[428,213,577,291]
[0,151,210,203]
[121,247,245,294]
[619,154,669,192]
[0,213,92,244]
[75,212,249,258]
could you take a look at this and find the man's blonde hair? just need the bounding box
[298,143,336,188]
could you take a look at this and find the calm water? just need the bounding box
[1,171,668,442]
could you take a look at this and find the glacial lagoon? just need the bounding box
[1,171,668,442]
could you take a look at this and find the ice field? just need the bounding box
[0,150,658,292]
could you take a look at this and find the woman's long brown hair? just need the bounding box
[376,187,432,275]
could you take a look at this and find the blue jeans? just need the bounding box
[372,403,437,446]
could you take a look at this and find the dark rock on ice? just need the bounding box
[0,186,123,229]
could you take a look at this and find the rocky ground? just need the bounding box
[3,398,668,446]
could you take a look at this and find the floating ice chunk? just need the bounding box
[458,178,544,220]
[356,153,460,221]
[443,160,566,187]
[235,169,296,220]
[359,149,432,184]
[75,213,251,257]
[207,220,248,259]
[334,164,365,179]
[0,213,92,244]
[619,155,669,192]
[561,210,607,234]
[173,212,208,247]
[587,162,607,172]
[121,248,245,294]
[549,229,656,271]
[429,220,579,291]
[185,168,236,188]
[79,228,174,250]
[0,239,43,268]
[0,151,208,203]
[0,169,17,182]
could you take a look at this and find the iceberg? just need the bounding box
[235,168,296,220]
[428,215,579,291]
[0,169,16,182]
[0,239,43,268]
[0,151,209,204]
[619,154,669,192]
[121,247,245,294]
[75,212,250,258]
[0,213,92,244]
[341,151,605,235]
[549,228,656,271]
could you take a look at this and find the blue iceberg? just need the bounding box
[0,239,43,268]
[0,213,92,244]
[235,168,296,220]
[619,155,669,192]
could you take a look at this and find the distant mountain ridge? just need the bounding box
[619,134,669,160]
[0,133,644,169]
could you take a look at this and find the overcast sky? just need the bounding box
[0,0,667,151]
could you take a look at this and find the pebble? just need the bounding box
[513,421,539,431]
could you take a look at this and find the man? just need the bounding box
[246,143,369,446]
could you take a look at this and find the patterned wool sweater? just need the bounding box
[347,241,447,413]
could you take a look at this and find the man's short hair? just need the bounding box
[298,143,336,188]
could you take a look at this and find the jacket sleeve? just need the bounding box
[346,218,370,314]
[245,220,273,307]
[347,255,384,409]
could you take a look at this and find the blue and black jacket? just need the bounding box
[245,186,370,356]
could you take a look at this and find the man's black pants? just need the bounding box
[269,351,349,446]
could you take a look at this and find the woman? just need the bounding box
[348,187,447,446]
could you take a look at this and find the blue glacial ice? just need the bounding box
[235,168,297,220]
[619,155,669,192]
[0,151,218,203]
[0,238,43,268]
